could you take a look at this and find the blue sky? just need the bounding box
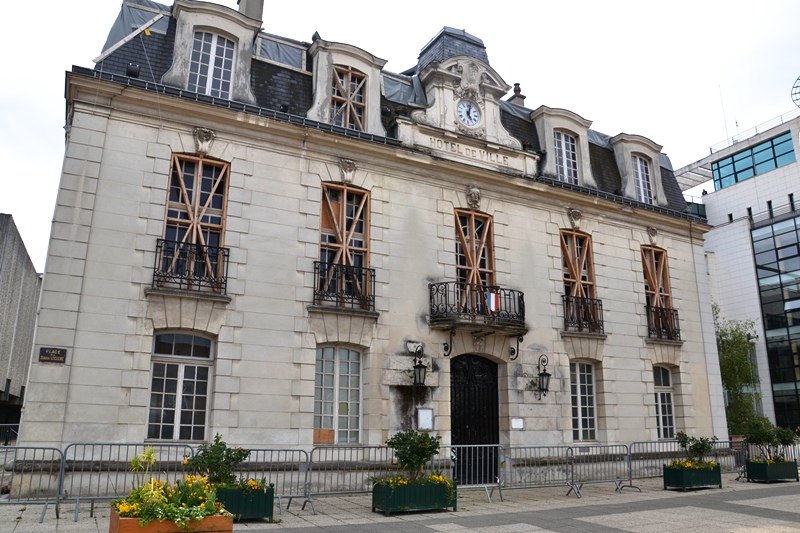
[3,0,800,271]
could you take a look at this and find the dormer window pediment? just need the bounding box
[531,106,596,188]
[307,38,388,136]
[162,0,259,104]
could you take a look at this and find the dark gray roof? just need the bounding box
[409,27,489,75]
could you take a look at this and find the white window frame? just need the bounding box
[632,155,653,204]
[147,333,213,442]
[570,362,597,441]
[554,130,579,185]
[654,366,675,439]
[188,31,236,99]
[314,346,362,444]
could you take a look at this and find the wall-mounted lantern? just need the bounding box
[413,345,427,387]
[535,354,551,400]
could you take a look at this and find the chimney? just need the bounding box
[238,0,264,21]
[507,83,526,107]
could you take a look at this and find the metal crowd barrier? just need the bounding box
[629,440,683,480]
[61,443,193,521]
[0,447,63,522]
[568,444,636,497]
[306,445,395,513]
[236,449,310,515]
[496,445,572,499]
[428,444,503,502]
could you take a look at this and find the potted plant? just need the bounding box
[743,416,799,483]
[371,429,456,516]
[663,432,722,491]
[109,447,232,533]
[184,434,275,521]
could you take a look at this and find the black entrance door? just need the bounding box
[450,354,499,485]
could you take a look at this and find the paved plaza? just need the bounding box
[4,474,800,532]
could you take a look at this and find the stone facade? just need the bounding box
[19,1,725,448]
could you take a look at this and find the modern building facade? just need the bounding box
[676,112,800,429]
[19,0,725,450]
[0,214,41,430]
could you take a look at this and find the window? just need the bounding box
[561,230,602,332]
[147,333,212,441]
[314,346,361,444]
[561,230,595,299]
[554,131,579,185]
[712,131,796,191]
[642,246,680,340]
[158,155,229,292]
[654,366,675,439]
[455,210,495,312]
[316,183,372,309]
[641,246,672,309]
[570,362,596,441]
[632,155,652,204]
[331,66,366,131]
[188,31,235,99]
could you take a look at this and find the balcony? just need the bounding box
[314,261,376,312]
[563,295,604,334]
[152,239,229,294]
[645,305,681,342]
[429,282,526,334]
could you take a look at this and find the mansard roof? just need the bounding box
[89,0,690,218]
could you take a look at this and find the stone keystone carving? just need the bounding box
[568,208,582,230]
[647,226,658,244]
[193,127,215,155]
[466,185,482,210]
[340,159,357,184]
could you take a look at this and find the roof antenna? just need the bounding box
[718,84,731,151]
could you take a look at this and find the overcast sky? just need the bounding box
[3,0,800,272]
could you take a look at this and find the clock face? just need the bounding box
[456,100,481,127]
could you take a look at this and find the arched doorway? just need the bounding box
[450,354,499,484]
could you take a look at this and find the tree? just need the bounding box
[713,303,760,435]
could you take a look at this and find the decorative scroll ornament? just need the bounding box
[647,226,658,245]
[568,208,582,230]
[466,185,482,210]
[193,127,215,155]
[339,159,357,184]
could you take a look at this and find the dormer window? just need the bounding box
[331,66,366,131]
[632,155,652,204]
[188,32,235,99]
[554,131,579,185]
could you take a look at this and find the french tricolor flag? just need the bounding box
[488,292,499,312]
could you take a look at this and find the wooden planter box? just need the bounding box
[663,464,722,491]
[216,484,275,521]
[109,510,233,533]
[746,460,799,483]
[372,482,457,517]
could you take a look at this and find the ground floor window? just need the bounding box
[147,333,212,441]
[654,366,675,439]
[570,362,596,441]
[314,346,361,444]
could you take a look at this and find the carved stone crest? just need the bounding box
[568,208,582,230]
[472,332,486,353]
[339,159,357,184]
[193,127,215,155]
[647,226,658,244]
[466,185,482,210]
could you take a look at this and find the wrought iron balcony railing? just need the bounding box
[314,261,376,311]
[152,239,229,294]
[645,305,681,341]
[563,295,604,334]
[429,282,525,331]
